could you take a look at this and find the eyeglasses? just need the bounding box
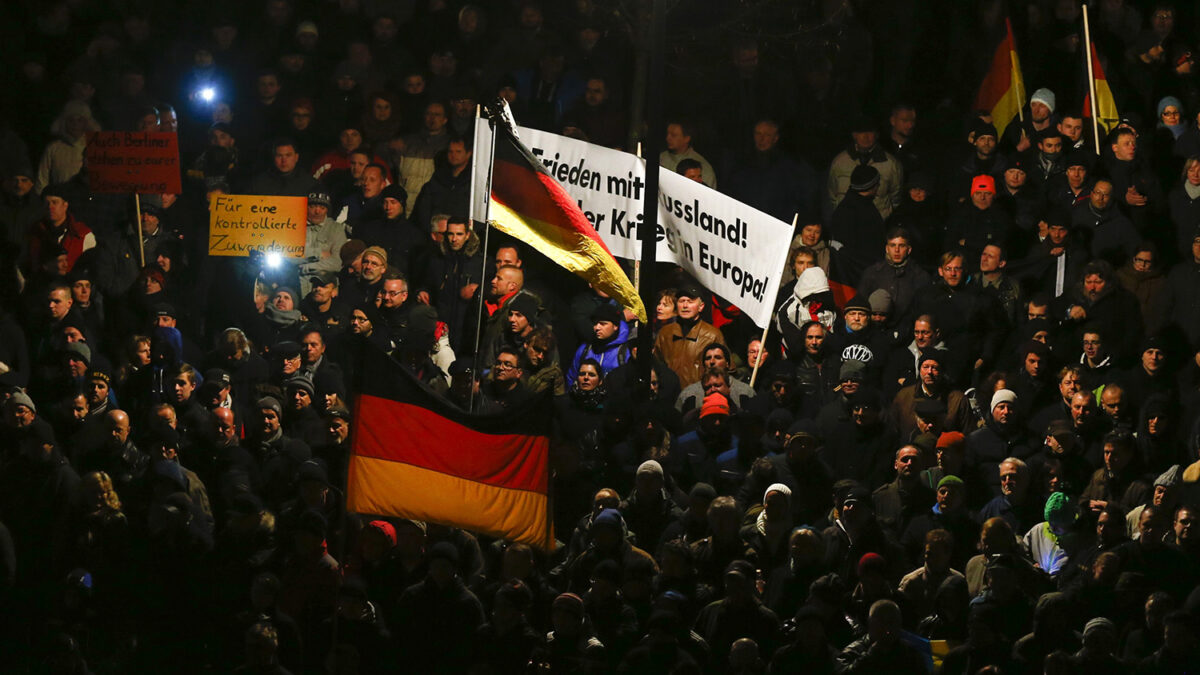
[493,361,518,370]
[1133,257,1153,265]
[382,289,407,297]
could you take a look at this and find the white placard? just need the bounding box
[472,124,792,328]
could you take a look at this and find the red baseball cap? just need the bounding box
[972,175,996,194]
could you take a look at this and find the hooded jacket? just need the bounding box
[777,267,837,343]
[568,319,631,382]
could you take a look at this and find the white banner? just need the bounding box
[472,124,792,328]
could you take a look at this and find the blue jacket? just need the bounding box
[567,320,630,382]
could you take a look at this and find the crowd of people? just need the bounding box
[7,0,1200,673]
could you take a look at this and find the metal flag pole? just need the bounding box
[469,103,501,413]
[633,141,643,293]
[636,0,665,394]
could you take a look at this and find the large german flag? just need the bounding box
[973,18,1026,140]
[487,122,647,322]
[346,347,555,550]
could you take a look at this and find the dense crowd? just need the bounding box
[7,0,1200,673]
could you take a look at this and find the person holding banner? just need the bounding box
[298,192,348,297]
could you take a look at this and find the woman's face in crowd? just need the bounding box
[135,341,152,366]
[800,224,821,247]
[1188,161,1200,186]
[577,365,600,391]
[656,295,676,321]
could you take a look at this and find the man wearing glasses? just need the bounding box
[1115,243,1169,336]
[1072,178,1140,265]
[478,346,530,413]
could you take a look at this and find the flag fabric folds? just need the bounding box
[485,121,648,322]
[1083,41,1120,136]
[973,18,1027,140]
[346,347,555,550]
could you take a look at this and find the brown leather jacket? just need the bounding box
[654,320,726,388]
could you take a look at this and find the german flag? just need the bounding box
[346,347,555,550]
[487,122,647,322]
[1083,41,1119,137]
[973,18,1026,140]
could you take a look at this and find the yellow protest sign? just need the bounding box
[208,194,308,258]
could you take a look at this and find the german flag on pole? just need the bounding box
[346,347,555,550]
[1083,41,1119,135]
[973,18,1026,140]
[486,120,647,322]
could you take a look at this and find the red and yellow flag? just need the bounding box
[1083,41,1119,135]
[973,18,1027,140]
[347,348,555,550]
[487,123,647,322]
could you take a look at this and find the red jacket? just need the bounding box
[26,213,96,273]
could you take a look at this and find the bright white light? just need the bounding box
[265,252,283,269]
[199,87,215,103]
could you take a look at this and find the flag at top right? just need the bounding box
[1083,40,1119,136]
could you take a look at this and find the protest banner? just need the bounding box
[472,124,792,327]
[208,194,308,258]
[86,131,182,194]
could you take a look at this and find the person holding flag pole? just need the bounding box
[467,103,499,412]
[468,99,646,410]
